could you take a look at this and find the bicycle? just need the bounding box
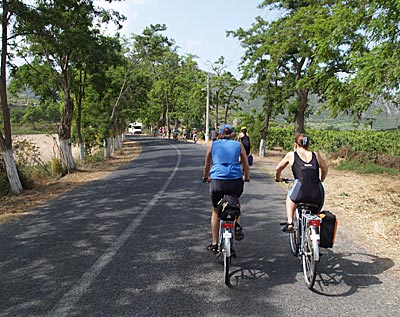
[217,199,239,286]
[203,179,247,286]
[279,178,322,289]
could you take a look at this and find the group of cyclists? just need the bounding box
[153,126,196,142]
[152,122,328,253]
[202,125,328,254]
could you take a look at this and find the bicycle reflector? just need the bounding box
[222,223,235,229]
[309,219,321,226]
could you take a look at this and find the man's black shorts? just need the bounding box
[210,178,244,208]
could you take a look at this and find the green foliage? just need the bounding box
[335,161,399,175]
[50,158,63,176]
[0,157,10,196]
[13,139,50,178]
[0,173,10,196]
[265,126,400,159]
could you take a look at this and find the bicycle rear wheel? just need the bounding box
[302,228,318,289]
[289,212,300,256]
[223,237,231,285]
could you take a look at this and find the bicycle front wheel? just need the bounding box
[223,237,231,285]
[289,212,300,256]
[302,228,318,289]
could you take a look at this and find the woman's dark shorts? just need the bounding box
[288,179,325,212]
[210,178,244,208]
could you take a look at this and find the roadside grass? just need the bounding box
[0,148,109,198]
[335,160,399,175]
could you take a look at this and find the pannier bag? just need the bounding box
[248,154,253,166]
[318,211,338,248]
[217,195,241,221]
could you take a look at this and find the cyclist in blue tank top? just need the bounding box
[275,133,328,232]
[203,124,250,254]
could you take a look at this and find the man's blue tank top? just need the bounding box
[210,139,242,180]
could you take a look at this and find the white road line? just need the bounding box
[47,145,182,317]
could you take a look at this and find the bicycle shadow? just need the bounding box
[221,249,394,295]
[311,250,395,296]
[210,249,294,289]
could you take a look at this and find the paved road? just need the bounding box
[0,136,398,316]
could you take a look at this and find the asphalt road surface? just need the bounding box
[0,135,399,316]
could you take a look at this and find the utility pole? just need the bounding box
[205,73,210,142]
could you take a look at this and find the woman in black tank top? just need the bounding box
[274,134,329,232]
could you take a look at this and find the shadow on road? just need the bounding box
[312,251,394,296]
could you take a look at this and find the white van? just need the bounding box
[128,122,143,134]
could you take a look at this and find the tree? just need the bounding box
[322,1,400,118]
[231,0,362,137]
[73,34,123,160]
[0,0,29,194]
[16,0,124,172]
[208,56,243,128]
[131,24,183,129]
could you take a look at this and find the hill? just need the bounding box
[236,83,400,130]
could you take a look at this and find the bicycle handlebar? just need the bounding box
[203,178,250,182]
[276,177,295,183]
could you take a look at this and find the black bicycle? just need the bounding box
[280,178,322,289]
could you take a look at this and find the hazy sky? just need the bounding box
[99,0,277,78]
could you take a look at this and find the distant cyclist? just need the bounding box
[275,133,328,232]
[203,124,250,254]
[173,127,179,141]
[182,128,187,142]
[211,127,217,141]
[238,126,251,156]
[192,128,198,143]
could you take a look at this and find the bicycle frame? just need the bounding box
[218,220,235,257]
[279,178,322,289]
[297,204,321,289]
[298,207,321,261]
[218,219,236,285]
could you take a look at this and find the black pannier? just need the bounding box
[217,195,241,221]
[318,211,338,248]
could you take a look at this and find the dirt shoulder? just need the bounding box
[0,138,141,223]
[254,151,400,278]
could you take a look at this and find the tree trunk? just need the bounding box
[0,145,23,194]
[294,88,309,134]
[58,77,75,172]
[215,89,219,129]
[224,104,228,124]
[165,94,170,138]
[76,71,85,161]
[104,137,111,158]
[0,2,22,194]
[59,139,74,171]
[79,143,85,161]
[259,97,272,157]
[259,139,266,158]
